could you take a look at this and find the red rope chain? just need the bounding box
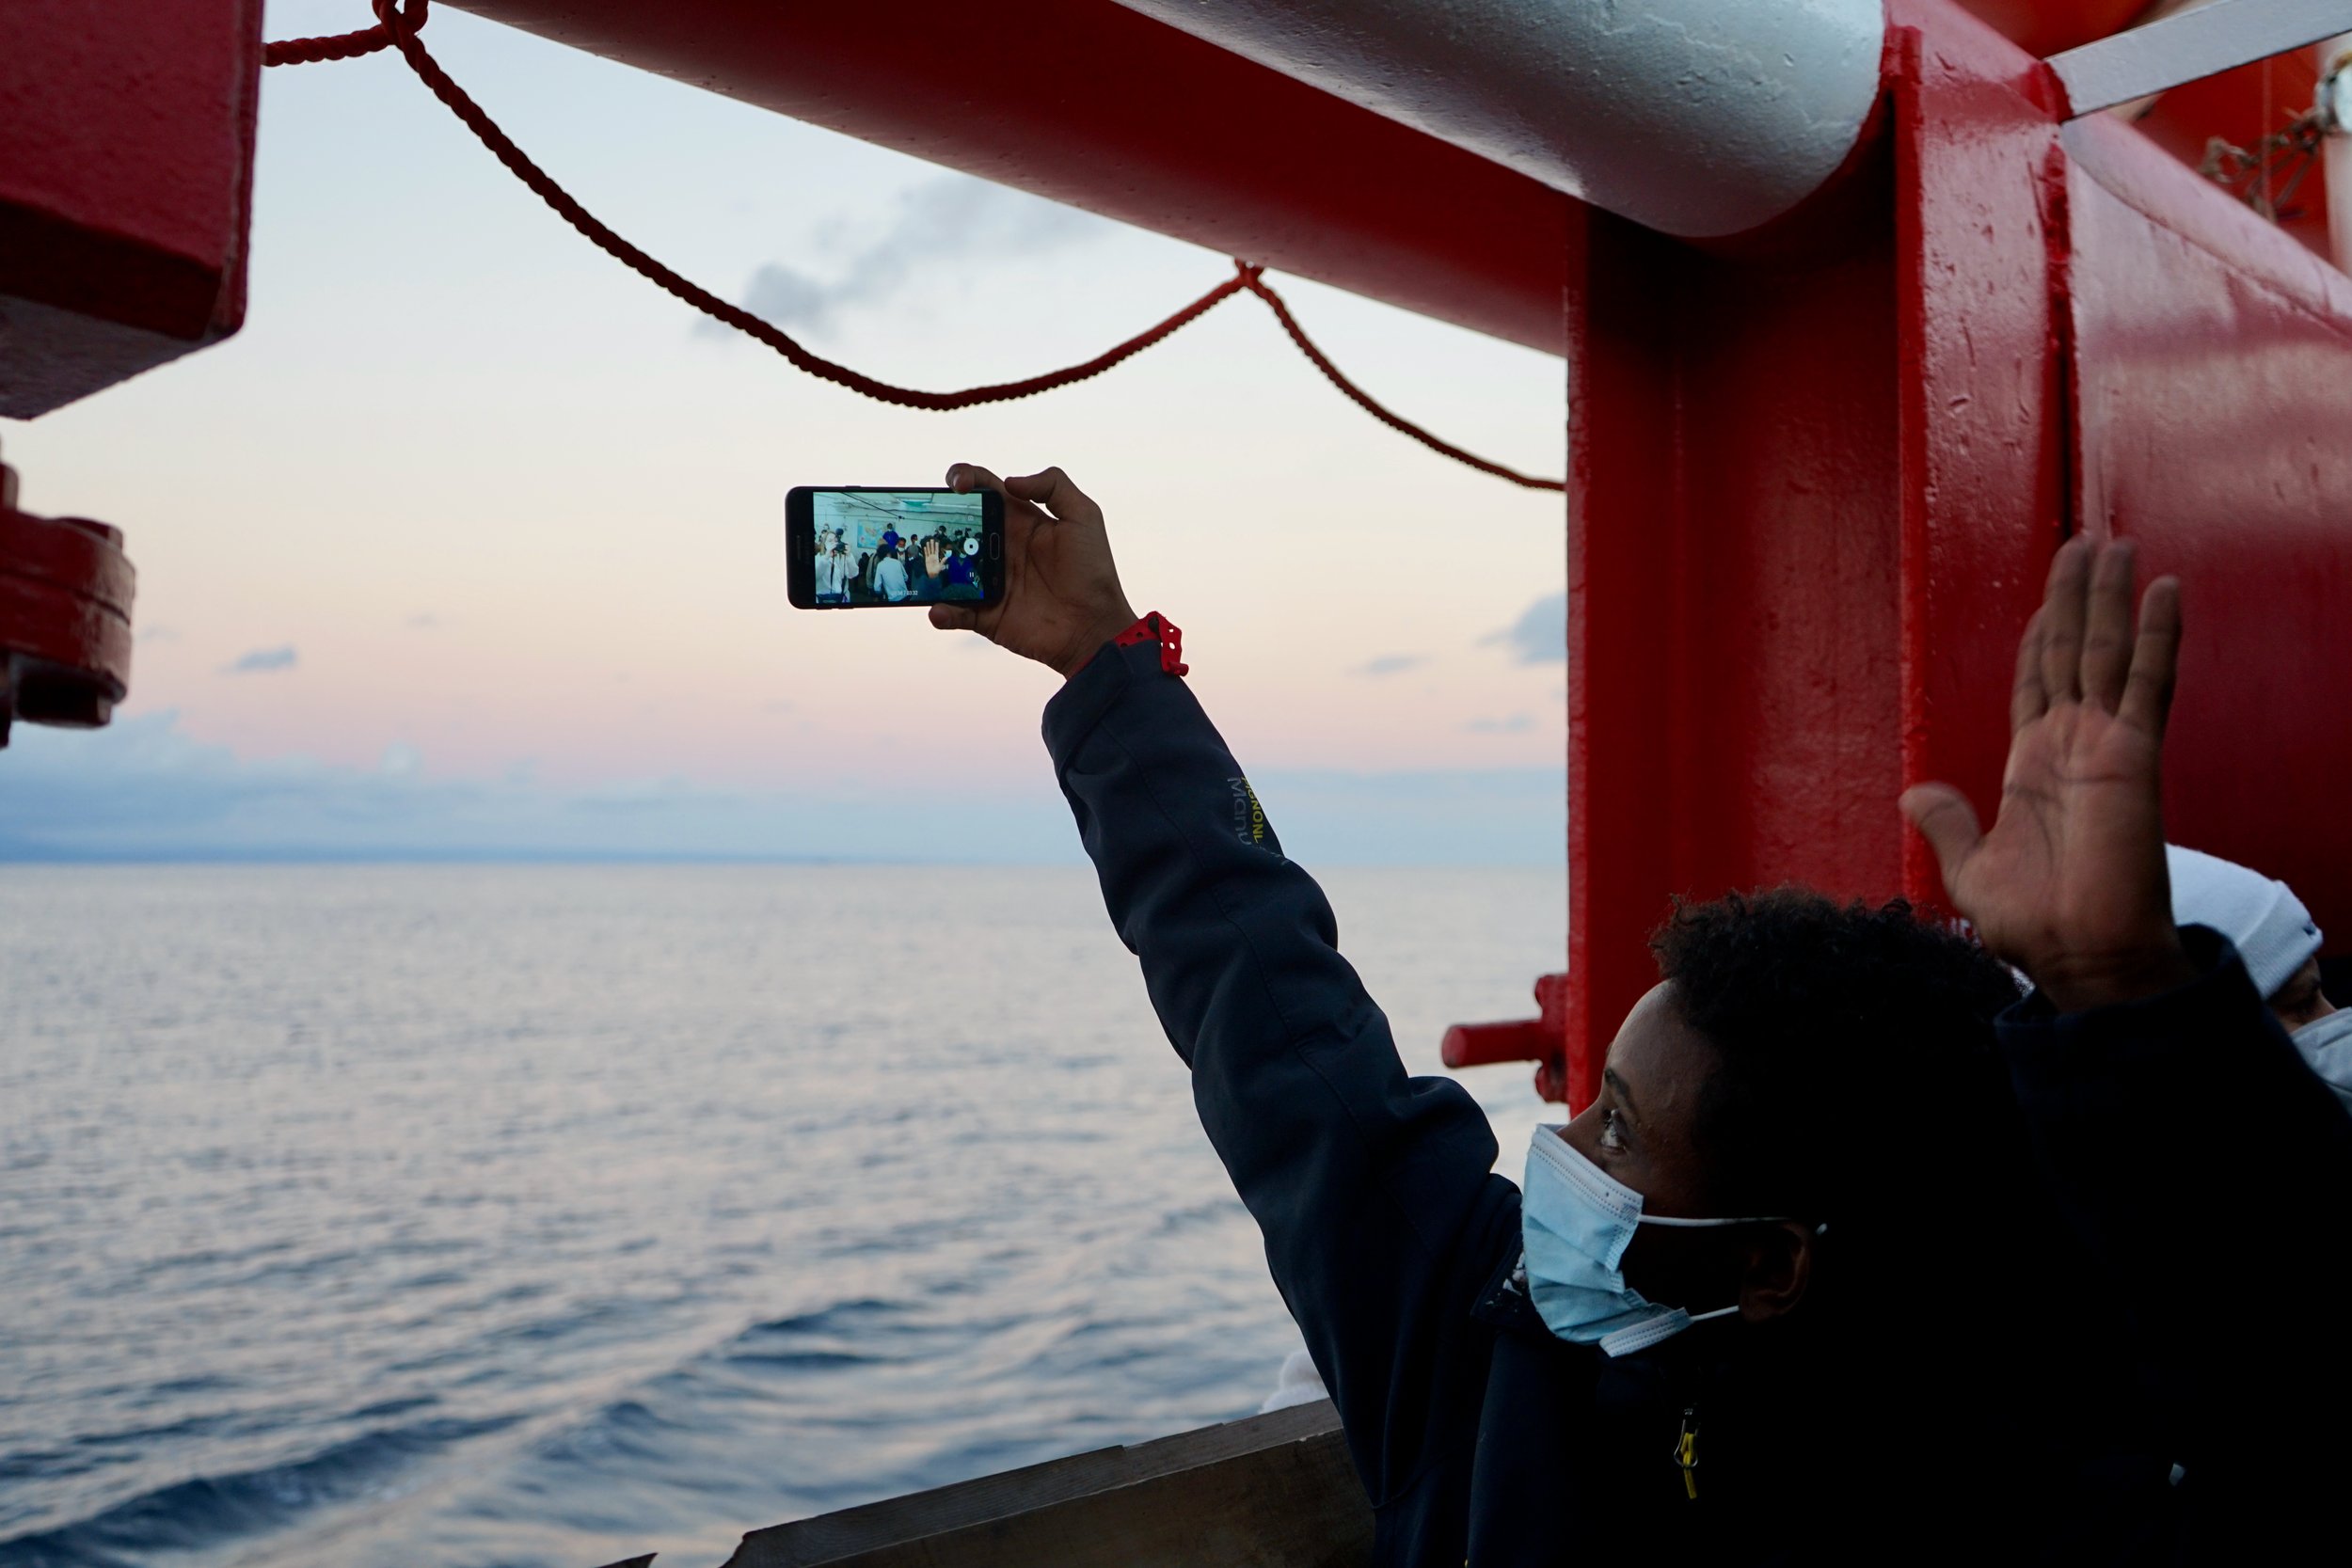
[1237,271,1559,491]
[266,0,1565,489]
[262,0,422,66]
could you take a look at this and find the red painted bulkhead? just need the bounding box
[2064,113,2352,917]
[1521,0,2352,1108]
[2134,51,2334,261]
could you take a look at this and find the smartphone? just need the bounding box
[786,486,1006,610]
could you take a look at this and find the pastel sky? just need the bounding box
[1,5,1569,863]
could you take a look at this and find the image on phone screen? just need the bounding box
[804,489,992,608]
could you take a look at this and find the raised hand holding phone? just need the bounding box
[1901,537,2195,1012]
[932,464,1137,679]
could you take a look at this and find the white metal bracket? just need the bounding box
[2049,0,2352,117]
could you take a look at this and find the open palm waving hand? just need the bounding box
[1901,538,2196,1012]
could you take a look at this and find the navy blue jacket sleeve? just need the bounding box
[1999,927,2352,1496]
[1042,638,1522,1504]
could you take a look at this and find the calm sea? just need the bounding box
[0,865,1559,1568]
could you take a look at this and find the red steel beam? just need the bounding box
[0,0,263,418]
[445,0,1572,355]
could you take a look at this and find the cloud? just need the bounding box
[221,645,296,674]
[0,714,1563,866]
[138,626,182,644]
[1464,714,1534,735]
[1351,654,1428,678]
[0,712,1060,863]
[405,614,442,630]
[1482,593,1565,664]
[708,176,1112,339]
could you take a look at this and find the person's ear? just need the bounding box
[1736,1221,1817,1322]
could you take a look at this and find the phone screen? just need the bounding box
[791,487,999,609]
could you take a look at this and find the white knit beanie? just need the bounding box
[2167,845,2324,1001]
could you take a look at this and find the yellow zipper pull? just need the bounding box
[1675,1407,1700,1500]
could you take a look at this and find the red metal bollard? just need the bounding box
[0,448,135,747]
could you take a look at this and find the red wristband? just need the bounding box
[1114,611,1188,677]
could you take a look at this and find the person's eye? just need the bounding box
[1599,1108,1627,1153]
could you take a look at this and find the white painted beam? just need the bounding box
[2327,35,2351,270]
[2050,0,2352,117]
[1101,0,1887,239]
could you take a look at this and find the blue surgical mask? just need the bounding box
[1520,1126,1794,1357]
[2293,1009,2352,1116]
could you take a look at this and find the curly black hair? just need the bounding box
[1650,886,2026,1235]
[1649,890,2103,1513]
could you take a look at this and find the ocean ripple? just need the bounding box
[0,865,1557,1567]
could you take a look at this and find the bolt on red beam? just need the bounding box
[0,448,137,747]
[1438,1019,1560,1070]
[1441,972,1573,1108]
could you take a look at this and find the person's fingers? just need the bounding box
[930,604,979,632]
[1005,467,1103,529]
[2118,575,2183,741]
[2010,606,2049,736]
[946,462,1006,497]
[2079,540,2138,713]
[951,461,1051,543]
[2038,537,2090,705]
[1900,784,1986,899]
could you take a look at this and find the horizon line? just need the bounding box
[0,849,1565,869]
